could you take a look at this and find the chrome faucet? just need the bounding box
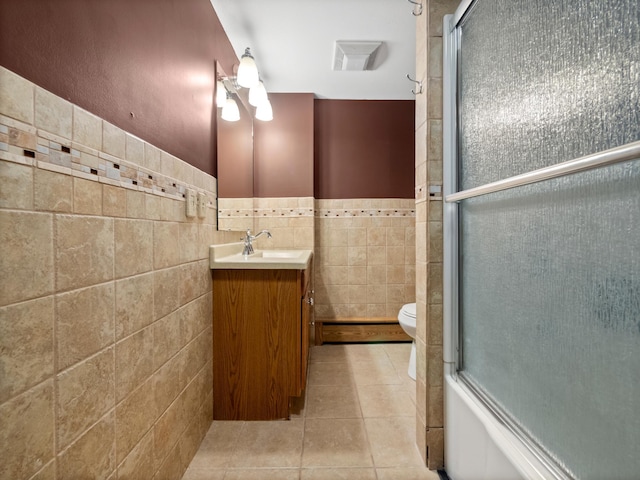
[241,229,272,256]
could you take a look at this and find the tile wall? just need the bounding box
[314,199,415,320]
[0,66,238,480]
[218,197,315,250]
[414,0,459,469]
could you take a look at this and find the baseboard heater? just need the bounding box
[314,317,412,345]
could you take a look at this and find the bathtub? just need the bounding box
[444,369,558,480]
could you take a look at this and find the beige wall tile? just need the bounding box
[153,354,183,418]
[154,267,182,320]
[427,263,443,305]
[115,219,153,278]
[73,177,102,215]
[125,134,145,167]
[428,346,443,387]
[427,120,443,163]
[366,285,386,305]
[126,189,146,219]
[387,246,405,265]
[154,222,180,269]
[153,309,182,370]
[0,297,54,403]
[102,121,125,159]
[103,184,127,217]
[367,227,386,246]
[367,246,386,265]
[29,461,56,480]
[0,67,34,124]
[348,285,368,305]
[348,266,367,285]
[35,86,72,139]
[154,390,186,468]
[428,385,443,427]
[56,347,115,449]
[181,294,212,347]
[56,283,115,370]
[0,160,33,209]
[348,246,367,266]
[156,441,184,480]
[428,36,444,79]
[0,380,54,480]
[115,377,156,463]
[145,193,162,220]
[427,78,443,120]
[428,304,443,346]
[179,262,209,306]
[427,221,443,262]
[366,265,386,285]
[144,143,162,173]
[115,272,155,340]
[429,0,455,36]
[387,265,406,285]
[57,411,116,479]
[34,168,73,212]
[55,215,114,291]
[115,326,154,402]
[179,222,200,263]
[0,210,54,306]
[117,429,154,480]
[73,106,102,150]
[426,427,444,470]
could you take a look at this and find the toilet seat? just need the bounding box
[399,302,416,321]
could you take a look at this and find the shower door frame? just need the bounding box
[441,3,640,479]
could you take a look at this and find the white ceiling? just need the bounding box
[210,0,417,100]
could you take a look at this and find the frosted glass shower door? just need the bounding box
[448,1,640,479]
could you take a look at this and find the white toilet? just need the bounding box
[398,303,417,380]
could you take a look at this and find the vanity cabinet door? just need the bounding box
[212,269,299,420]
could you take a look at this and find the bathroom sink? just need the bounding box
[209,243,312,270]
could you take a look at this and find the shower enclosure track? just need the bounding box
[445,140,640,203]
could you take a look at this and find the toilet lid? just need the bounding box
[400,303,416,319]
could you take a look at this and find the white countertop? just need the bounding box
[209,242,312,270]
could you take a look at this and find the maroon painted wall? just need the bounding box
[0,0,238,176]
[253,93,314,198]
[314,99,415,199]
[217,101,254,198]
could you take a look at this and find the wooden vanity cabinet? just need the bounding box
[212,264,312,420]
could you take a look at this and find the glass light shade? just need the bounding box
[255,99,273,121]
[216,81,226,107]
[237,48,259,88]
[221,97,240,122]
[249,80,268,107]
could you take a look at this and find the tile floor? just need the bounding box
[183,342,440,480]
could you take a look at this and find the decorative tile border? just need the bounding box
[315,207,415,218]
[0,68,216,204]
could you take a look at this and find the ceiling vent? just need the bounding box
[333,41,382,71]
